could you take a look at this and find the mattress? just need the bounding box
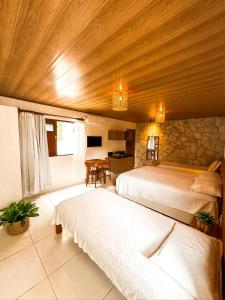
[116,166,219,223]
[53,188,222,300]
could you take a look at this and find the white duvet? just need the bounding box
[53,188,222,300]
[116,166,218,218]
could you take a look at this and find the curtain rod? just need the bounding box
[18,108,85,121]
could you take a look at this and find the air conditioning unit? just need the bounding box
[83,114,105,125]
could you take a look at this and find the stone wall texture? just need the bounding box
[135,116,225,167]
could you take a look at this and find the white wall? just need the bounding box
[86,118,135,160]
[48,156,84,189]
[0,96,136,195]
[0,105,22,207]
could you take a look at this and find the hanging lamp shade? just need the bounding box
[112,76,128,111]
[155,102,165,123]
[112,89,128,111]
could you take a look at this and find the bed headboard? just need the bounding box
[220,161,225,267]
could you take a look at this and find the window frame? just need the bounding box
[46,118,75,157]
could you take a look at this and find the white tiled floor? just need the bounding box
[0,182,125,300]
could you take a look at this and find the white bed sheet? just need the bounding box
[158,163,207,174]
[116,166,218,218]
[53,188,222,300]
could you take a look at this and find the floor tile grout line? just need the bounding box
[0,236,34,264]
[46,276,58,300]
[2,231,109,300]
[35,241,82,276]
[30,228,83,299]
[11,196,81,299]
[103,286,114,300]
[15,219,76,298]
[29,229,59,300]
[16,276,48,300]
[15,231,45,300]
[47,248,83,277]
[40,183,115,297]
[46,249,84,299]
[32,231,55,244]
[47,249,114,300]
[0,223,52,299]
[32,223,83,277]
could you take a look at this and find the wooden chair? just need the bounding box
[104,157,112,180]
[85,159,108,188]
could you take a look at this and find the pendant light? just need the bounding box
[155,102,165,123]
[112,74,128,111]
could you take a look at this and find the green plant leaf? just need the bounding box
[196,211,214,226]
[0,200,39,227]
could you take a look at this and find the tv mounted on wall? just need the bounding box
[87,136,102,147]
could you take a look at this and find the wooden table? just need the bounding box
[85,159,109,187]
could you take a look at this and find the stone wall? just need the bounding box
[135,117,225,167]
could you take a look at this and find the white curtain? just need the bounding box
[19,112,51,196]
[73,121,86,181]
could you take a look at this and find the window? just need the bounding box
[46,119,75,156]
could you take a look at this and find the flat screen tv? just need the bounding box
[87,136,102,147]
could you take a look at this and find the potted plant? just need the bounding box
[0,200,39,235]
[195,211,214,233]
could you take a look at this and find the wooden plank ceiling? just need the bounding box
[0,0,225,122]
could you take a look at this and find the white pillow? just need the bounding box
[150,223,222,300]
[208,160,221,172]
[199,171,222,183]
[191,171,222,197]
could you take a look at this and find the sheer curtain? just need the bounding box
[73,121,86,181]
[19,112,51,196]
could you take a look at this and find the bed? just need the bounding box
[116,166,220,224]
[53,188,222,300]
[157,162,207,174]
